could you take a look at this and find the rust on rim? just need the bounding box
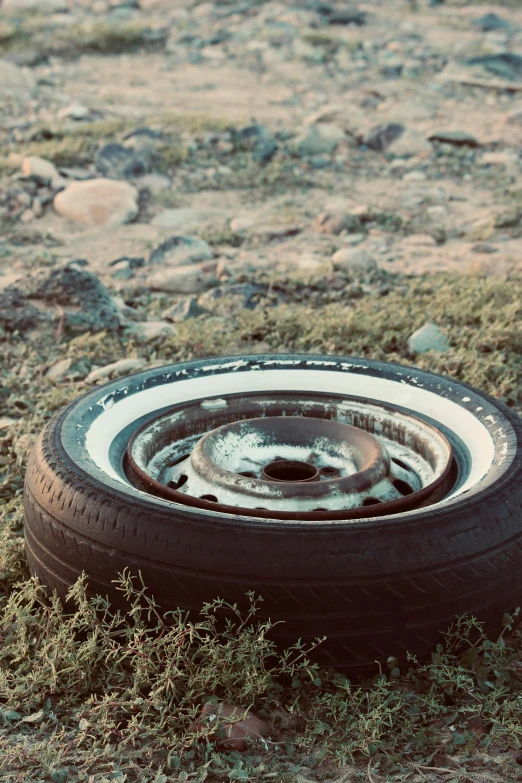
[125,392,455,521]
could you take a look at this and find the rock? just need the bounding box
[303,104,343,127]
[0,418,17,431]
[403,170,427,181]
[426,205,447,227]
[473,13,513,33]
[250,224,302,241]
[292,123,345,156]
[320,8,366,26]
[387,129,431,158]
[313,211,361,235]
[53,179,138,226]
[472,243,498,255]
[149,235,214,266]
[162,297,206,322]
[0,263,122,333]
[122,127,162,153]
[230,216,256,232]
[109,256,144,281]
[135,173,171,194]
[0,60,36,96]
[480,151,514,167]
[85,357,147,383]
[147,265,211,294]
[401,234,437,248]
[46,358,73,382]
[401,187,447,209]
[111,295,144,324]
[331,248,377,272]
[198,283,263,314]
[196,702,269,752]
[364,124,405,152]
[380,59,404,79]
[3,0,67,9]
[466,53,522,81]
[95,143,150,179]
[21,156,60,184]
[3,48,46,67]
[234,124,277,164]
[427,130,480,147]
[32,197,43,217]
[126,321,176,344]
[19,209,34,223]
[58,103,92,121]
[150,209,225,231]
[408,323,449,355]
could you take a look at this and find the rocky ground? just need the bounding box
[1,0,522,781]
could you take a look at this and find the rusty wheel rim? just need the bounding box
[126,392,455,520]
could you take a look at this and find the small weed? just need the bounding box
[199,226,245,247]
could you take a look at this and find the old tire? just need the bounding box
[24,354,522,674]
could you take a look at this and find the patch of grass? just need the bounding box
[0,19,167,59]
[2,119,132,168]
[1,571,522,781]
[199,226,246,248]
[154,140,190,173]
[60,21,158,54]
[20,136,94,167]
[157,111,243,135]
[1,273,522,780]
[158,275,522,410]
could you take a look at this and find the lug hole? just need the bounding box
[238,471,257,478]
[200,494,218,503]
[320,466,340,477]
[168,474,187,489]
[391,457,411,472]
[393,479,414,496]
[363,497,382,506]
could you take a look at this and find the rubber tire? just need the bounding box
[24,355,522,675]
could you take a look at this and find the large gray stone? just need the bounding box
[408,323,449,355]
[147,265,211,294]
[292,123,345,156]
[0,263,122,333]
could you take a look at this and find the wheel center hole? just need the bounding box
[262,460,319,483]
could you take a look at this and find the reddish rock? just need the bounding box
[53,179,138,226]
[196,702,269,752]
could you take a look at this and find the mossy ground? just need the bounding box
[1,273,522,782]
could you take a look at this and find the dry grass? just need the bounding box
[1,273,522,780]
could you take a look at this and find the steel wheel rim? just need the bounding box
[125,392,455,520]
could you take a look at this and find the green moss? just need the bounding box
[0,19,165,59]
[51,20,160,55]
[157,111,242,135]
[20,136,94,166]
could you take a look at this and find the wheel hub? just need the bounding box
[125,393,455,520]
